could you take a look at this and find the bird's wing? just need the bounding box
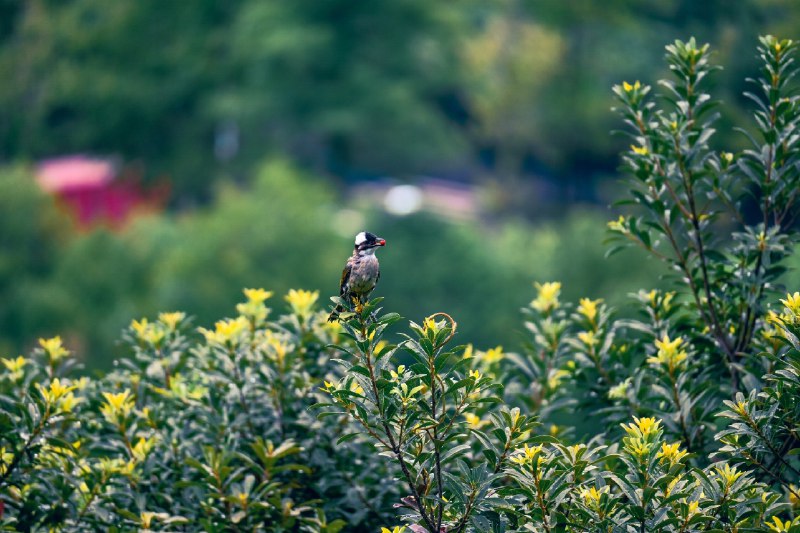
[339,262,352,296]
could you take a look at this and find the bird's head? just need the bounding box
[354,231,386,255]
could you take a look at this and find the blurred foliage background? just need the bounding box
[1,0,800,369]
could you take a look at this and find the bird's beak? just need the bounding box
[377,238,386,246]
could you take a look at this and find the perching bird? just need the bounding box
[328,231,386,322]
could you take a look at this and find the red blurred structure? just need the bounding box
[36,156,168,229]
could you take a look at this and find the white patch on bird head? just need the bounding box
[354,231,367,245]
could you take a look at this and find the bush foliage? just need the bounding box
[3,36,800,531]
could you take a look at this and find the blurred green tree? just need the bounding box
[0,166,71,354]
[0,0,238,197]
[151,160,344,328]
[370,209,662,352]
[216,0,467,176]
[2,0,800,209]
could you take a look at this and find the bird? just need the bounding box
[328,231,386,322]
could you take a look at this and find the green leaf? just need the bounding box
[336,432,361,445]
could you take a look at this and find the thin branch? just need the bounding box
[358,315,438,532]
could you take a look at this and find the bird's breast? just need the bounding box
[348,256,380,293]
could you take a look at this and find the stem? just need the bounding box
[358,316,438,532]
[657,212,710,326]
[777,188,799,226]
[740,449,800,502]
[157,347,171,390]
[430,355,444,532]
[426,312,457,531]
[735,63,782,356]
[117,423,134,457]
[76,472,109,522]
[397,406,408,445]
[744,412,800,479]
[711,181,746,225]
[673,132,740,390]
[633,145,720,351]
[439,391,471,438]
[493,432,514,475]
[678,512,692,533]
[735,250,765,354]
[213,464,232,522]
[704,491,730,531]
[452,488,478,533]
[230,347,258,439]
[639,469,649,533]
[0,404,51,487]
[669,371,693,452]
[533,467,553,533]
[588,344,612,386]
[688,167,735,352]
[348,411,391,449]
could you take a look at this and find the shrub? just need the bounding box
[2,287,798,531]
[1,290,401,530]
